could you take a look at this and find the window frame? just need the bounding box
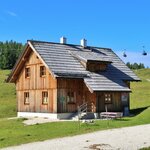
[40,66,46,77]
[24,92,30,105]
[25,67,30,78]
[42,91,48,105]
[104,93,112,104]
[67,91,76,104]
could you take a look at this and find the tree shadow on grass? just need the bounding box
[130,106,150,116]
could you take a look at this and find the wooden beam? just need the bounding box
[8,45,31,82]
[83,81,93,93]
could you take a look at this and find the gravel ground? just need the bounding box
[22,117,74,125]
[2,124,150,150]
[23,117,60,125]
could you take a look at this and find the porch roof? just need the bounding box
[84,71,131,92]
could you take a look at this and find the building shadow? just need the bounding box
[130,106,150,116]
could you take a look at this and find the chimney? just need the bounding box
[80,39,87,47]
[60,37,67,44]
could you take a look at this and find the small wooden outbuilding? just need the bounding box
[7,38,140,119]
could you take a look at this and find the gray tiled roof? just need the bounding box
[32,42,89,78]
[30,40,140,92]
[70,50,112,63]
[84,72,131,92]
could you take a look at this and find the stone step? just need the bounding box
[71,112,95,120]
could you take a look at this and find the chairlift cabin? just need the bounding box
[142,46,147,56]
[142,50,147,56]
[123,52,127,57]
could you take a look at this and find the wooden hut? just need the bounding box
[7,38,140,119]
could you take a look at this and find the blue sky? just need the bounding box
[0,0,150,67]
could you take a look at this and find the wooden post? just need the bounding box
[78,105,80,130]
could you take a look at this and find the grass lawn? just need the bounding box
[140,147,150,150]
[0,69,150,148]
[0,107,150,148]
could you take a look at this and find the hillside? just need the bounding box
[130,69,150,109]
[0,70,16,118]
[0,69,150,118]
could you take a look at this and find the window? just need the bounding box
[40,66,46,77]
[24,92,29,104]
[67,91,75,103]
[42,91,48,104]
[25,67,30,78]
[104,93,112,104]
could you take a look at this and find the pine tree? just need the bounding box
[0,40,24,69]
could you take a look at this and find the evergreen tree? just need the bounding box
[126,62,145,70]
[0,40,24,69]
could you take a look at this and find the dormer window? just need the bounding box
[40,66,46,77]
[86,61,108,72]
[25,67,30,78]
[70,51,112,72]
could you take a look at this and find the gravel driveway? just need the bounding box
[2,124,150,150]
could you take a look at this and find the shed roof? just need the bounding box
[8,40,140,92]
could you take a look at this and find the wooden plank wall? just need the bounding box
[57,78,83,113]
[96,92,122,112]
[57,78,96,113]
[16,49,57,113]
[83,84,96,112]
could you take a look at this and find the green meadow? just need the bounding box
[130,69,150,109]
[0,69,150,148]
[0,70,16,118]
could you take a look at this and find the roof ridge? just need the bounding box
[28,39,112,50]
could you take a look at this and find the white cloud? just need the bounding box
[6,11,17,17]
[116,51,150,67]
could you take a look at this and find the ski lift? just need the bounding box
[142,46,147,56]
[123,51,127,57]
[142,50,147,56]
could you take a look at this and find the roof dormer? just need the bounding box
[86,60,110,72]
[70,50,112,72]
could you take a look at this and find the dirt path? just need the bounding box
[2,124,150,150]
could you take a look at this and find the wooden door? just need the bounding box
[57,89,67,113]
[96,93,105,112]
